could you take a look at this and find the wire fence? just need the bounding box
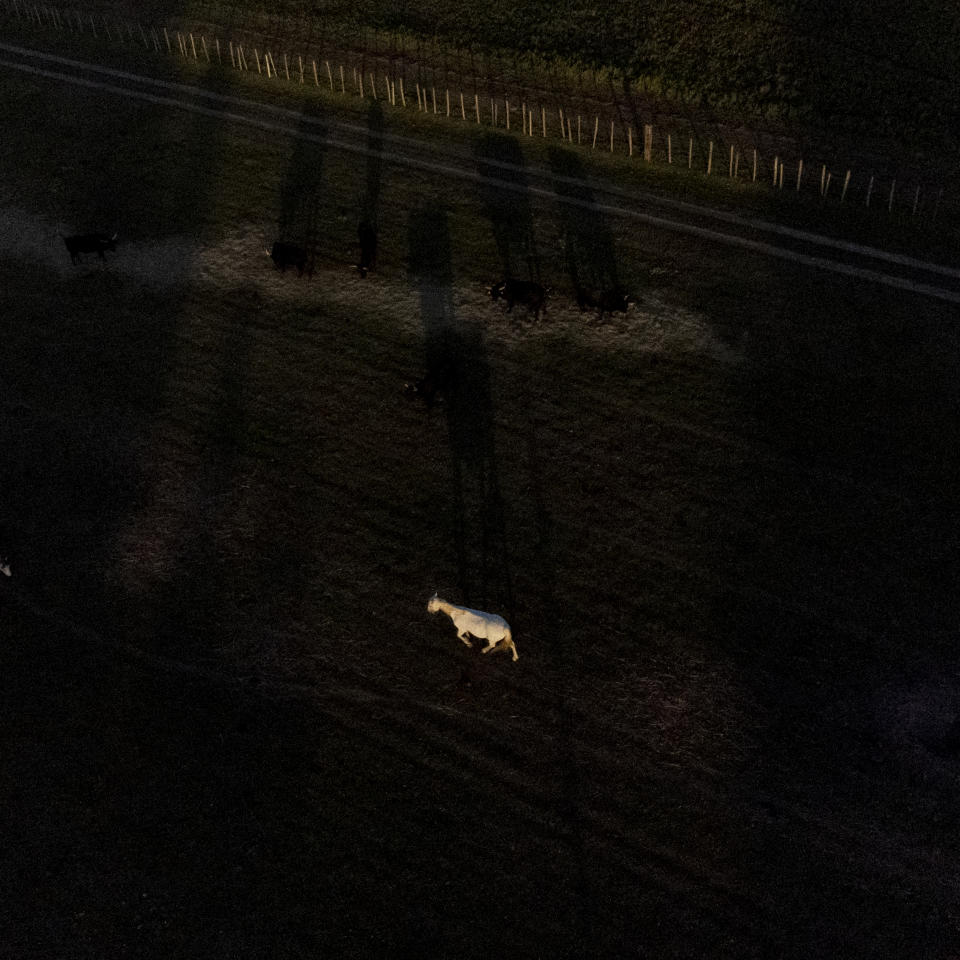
[1,0,954,230]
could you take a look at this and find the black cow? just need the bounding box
[489,278,546,321]
[357,221,377,278]
[267,241,309,276]
[64,232,117,264]
[576,288,635,322]
[404,359,455,409]
[403,375,444,408]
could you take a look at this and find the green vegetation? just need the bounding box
[177,0,960,153]
[3,11,955,256]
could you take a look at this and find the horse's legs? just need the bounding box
[481,639,497,654]
[458,631,473,647]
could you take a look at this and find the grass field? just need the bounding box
[2,43,960,960]
[82,0,960,156]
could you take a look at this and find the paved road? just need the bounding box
[2,40,959,304]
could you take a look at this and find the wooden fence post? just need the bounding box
[628,127,633,157]
[505,98,509,129]
[865,175,874,207]
[201,35,209,62]
[189,33,197,60]
[340,65,345,93]
[215,38,221,63]
[475,93,480,124]
[592,116,599,148]
[707,141,714,175]
[447,89,451,117]
[163,27,171,53]
[609,120,614,152]
[729,145,734,177]
[543,108,547,138]
[772,156,778,185]
[399,77,406,106]
[796,158,803,191]
[668,133,672,164]
[752,148,757,181]
[643,124,652,161]
[888,179,896,212]
[820,164,826,196]
[577,115,582,144]
[461,92,466,120]
[840,170,851,202]
[688,138,693,168]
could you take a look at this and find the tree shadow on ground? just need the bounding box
[407,202,512,613]
[361,98,384,228]
[546,146,623,297]
[472,132,538,279]
[276,98,328,272]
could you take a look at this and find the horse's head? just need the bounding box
[426,592,440,613]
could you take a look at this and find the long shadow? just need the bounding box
[708,278,960,958]
[471,136,597,950]
[0,15,304,960]
[472,132,538,278]
[360,98,384,228]
[276,98,329,271]
[138,88,331,663]
[1,35,238,629]
[407,203,512,613]
[546,146,623,298]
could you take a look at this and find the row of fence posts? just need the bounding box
[2,0,945,222]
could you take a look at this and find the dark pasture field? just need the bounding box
[1,61,960,960]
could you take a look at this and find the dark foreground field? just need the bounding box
[1,57,960,960]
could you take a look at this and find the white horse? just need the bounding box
[427,593,518,661]
[0,557,10,577]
